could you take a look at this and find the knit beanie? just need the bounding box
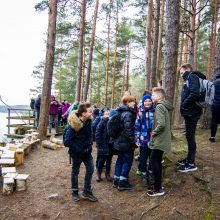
[142,95,152,105]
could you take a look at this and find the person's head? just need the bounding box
[50,95,55,101]
[77,103,92,120]
[179,63,193,76]
[152,87,166,103]
[109,109,117,117]
[121,95,136,108]
[123,90,131,96]
[142,90,152,97]
[142,95,153,109]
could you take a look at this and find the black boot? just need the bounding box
[96,171,102,182]
[118,180,134,191]
[82,191,98,202]
[72,190,80,202]
[113,179,119,188]
[105,172,113,182]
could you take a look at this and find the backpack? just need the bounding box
[107,111,122,139]
[186,72,215,108]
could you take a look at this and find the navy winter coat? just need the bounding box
[180,71,203,119]
[63,111,93,158]
[212,72,220,112]
[113,104,136,152]
[95,116,111,156]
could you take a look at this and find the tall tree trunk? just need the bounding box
[163,0,180,105]
[184,35,189,63]
[212,27,220,76]
[156,0,165,82]
[145,0,153,90]
[75,0,87,103]
[121,46,127,95]
[38,0,58,140]
[104,0,112,106]
[194,0,201,70]
[150,0,160,89]
[188,0,196,68]
[111,1,119,109]
[81,39,86,101]
[83,0,99,101]
[126,44,130,91]
[207,0,219,78]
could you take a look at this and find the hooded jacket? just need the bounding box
[212,72,220,112]
[180,71,203,119]
[149,100,172,153]
[95,116,111,156]
[113,104,137,152]
[63,111,93,158]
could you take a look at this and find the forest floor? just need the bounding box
[0,128,219,220]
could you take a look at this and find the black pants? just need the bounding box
[138,144,152,173]
[150,149,163,191]
[211,110,220,137]
[97,154,113,173]
[184,116,199,164]
[71,154,94,192]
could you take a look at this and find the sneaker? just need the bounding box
[177,163,198,173]
[82,191,98,202]
[96,171,102,182]
[147,188,165,197]
[147,185,164,192]
[136,170,142,176]
[118,180,134,191]
[177,158,188,166]
[72,191,80,202]
[141,174,148,187]
[209,137,215,142]
[113,179,119,188]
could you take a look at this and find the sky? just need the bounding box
[0,0,48,106]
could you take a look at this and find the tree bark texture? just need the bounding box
[104,0,112,106]
[156,0,165,82]
[83,0,99,102]
[111,1,119,109]
[126,44,130,91]
[38,0,58,140]
[75,0,87,103]
[212,27,220,77]
[145,0,153,90]
[150,0,160,89]
[188,0,196,68]
[163,0,180,105]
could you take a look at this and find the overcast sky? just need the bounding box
[0,0,48,106]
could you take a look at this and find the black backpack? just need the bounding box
[107,111,122,139]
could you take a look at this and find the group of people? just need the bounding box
[30,95,78,132]
[63,63,220,202]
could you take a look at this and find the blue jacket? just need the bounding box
[63,111,93,158]
[95,116,111,156]
[180,71,203,119]
[212,73,220,112]
[134,106,154,147]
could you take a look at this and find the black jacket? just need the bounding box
[113,104,136,152]
[63,111,93,158]
[34,96,41,111]
[212,72,220,112]
[180,71,203,119]
[95,116,111,156]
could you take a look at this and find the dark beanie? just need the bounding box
[142,95,152,105]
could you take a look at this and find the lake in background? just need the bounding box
[0,112,19,142]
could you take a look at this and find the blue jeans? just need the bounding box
[114,150,134,179]
[71,154,94,192]
[138,144,152,173]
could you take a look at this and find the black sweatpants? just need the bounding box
[150,149,163,191]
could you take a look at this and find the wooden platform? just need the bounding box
[6,116,35,120]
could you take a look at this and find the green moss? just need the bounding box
[204,204,216,220]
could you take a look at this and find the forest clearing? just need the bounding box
[0,128,219,220]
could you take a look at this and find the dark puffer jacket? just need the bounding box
[180,71,203,119]
[95,116,110,156]
[113,104,136,152]
[63,111,93,158]
[212,72,220,112]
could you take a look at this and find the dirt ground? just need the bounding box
[0,128,219,220]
